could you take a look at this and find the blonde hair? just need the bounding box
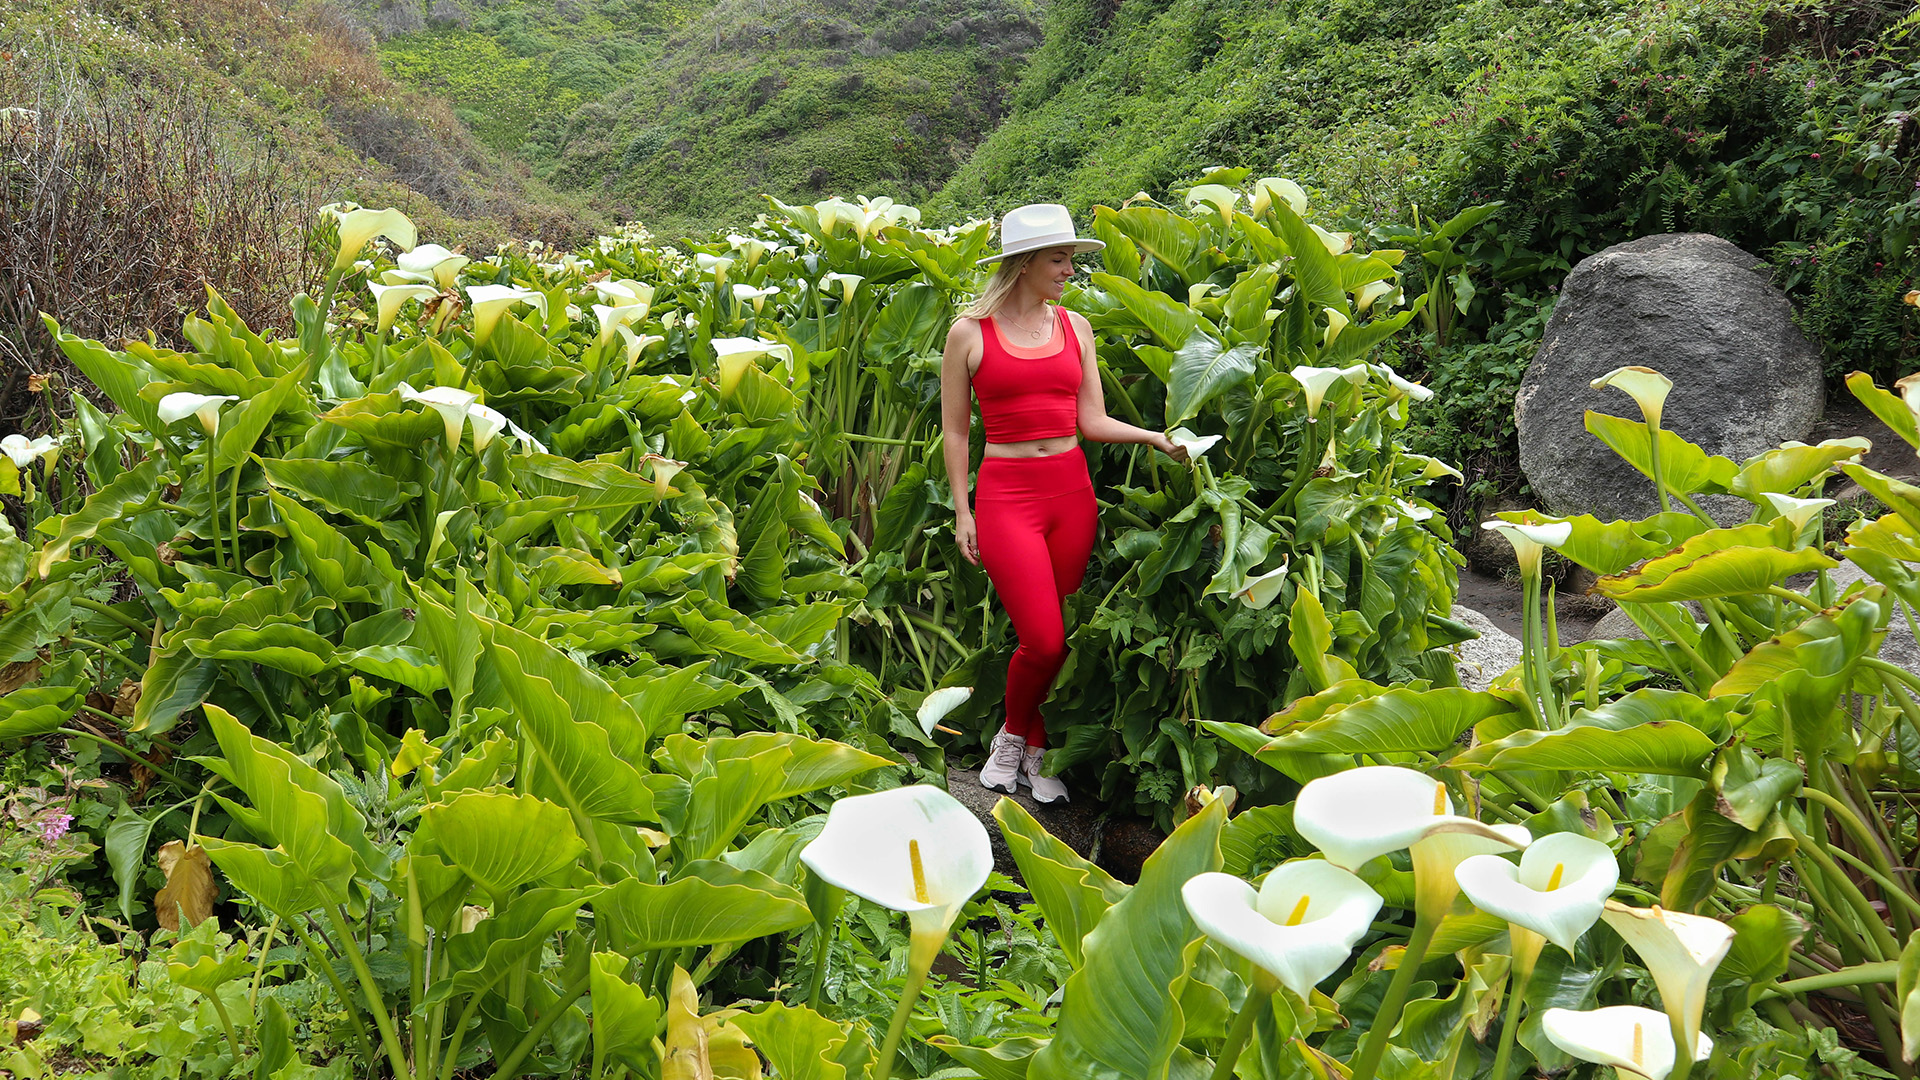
[959,250,1039,319]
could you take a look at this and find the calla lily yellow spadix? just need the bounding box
[319,203,417,274]
[157,392,240,436]
[1541,1005,1713,1080]
[1455,831,1618,959]
[915,686,972,737]
[1600,900,1733,1060]
[367,282,439,335]
[1290,364,1369,421]
[1182,861,1383,1000]
[1592,365,1674,429]
[801,785,991,1080]
[464,284,547,347]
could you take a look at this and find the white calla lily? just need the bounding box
[1591,366,1674,429]
[638,454,686,498]
[1290,363,1369,421]
[1295,766,1529,912]
[1167,427,1223,460]
[1310,224,1353,255]
[1480,520,1574,579]
[614,326,665,371]
[1393,499,1434,523]
[1406,454,1464,483]
[593,279,654,313]
[1762,492,1834,532]
[1322,307,1350,348]
[1250,176,1308,218]
[823,273,864,304]
[1,434,58,469]
[465,284,547,347]
[801,784,991,942]
[711,337,792,398]
[1541,1005,1713,1080]
[368,282,439,335]
[398,382,481,449]
[1182,861,1383,999]
[157,392,239,436]
[1354,279,1396,313]
[916,686,972,737]
[1185,184,1239,218]
[696,253,735,284]
[320,204,416,274]
[396,243,469,289]
[1455,831,1618,959]
[815,197,860,235]
[726,233,773,269]
[1232,561,1291,610]
[1600,901,1734,1058]
[732,283,782,311]
[1372,363,1435,402]
[593,303,651,350]
[466,403,508,451]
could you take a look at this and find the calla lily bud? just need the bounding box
[368,282,439,335]
[1541,1005,1713,1080]
[1591,366,1674,429]
[732,283,782,312]
[1250,176,1308,218]
[1322,307,1350,348]
[397,243,470,289]
[1290,364,1369,421]
[1182,861,1383,999]
[1480,520,1573,580]
[1185,184,1239,218]
[465,284,546,347]
[1455,831,1618,961]
[800,785,991,943]
[823,273,864,304]
[1600,901,1733,1057]
[1232,561,1290,610]
[916,686,972,737]
[320,203,417,274]
[157,392,239,436]
[1762,492,1834,533]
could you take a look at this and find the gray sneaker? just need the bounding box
[979,728,1025,794]
[1023,745,1068,804]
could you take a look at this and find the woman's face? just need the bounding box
[1019,247,1077,300]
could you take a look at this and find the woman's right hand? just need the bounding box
[955,514,980,566]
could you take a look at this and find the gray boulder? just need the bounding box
[1516,234,1824,522]
[1450,606,1524,692]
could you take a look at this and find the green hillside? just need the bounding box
[374,0,1040,235]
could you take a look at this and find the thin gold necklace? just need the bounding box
[1000,305,1052,342]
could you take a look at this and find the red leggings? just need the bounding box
[974,445,1098,748]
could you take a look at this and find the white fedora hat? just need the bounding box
[977,203,1105,265]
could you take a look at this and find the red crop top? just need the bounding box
[972,306,1083,443]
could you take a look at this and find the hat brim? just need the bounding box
[976,238,1106,266]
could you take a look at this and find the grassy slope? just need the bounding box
[375,0,1040,236]
[0,0,606,247]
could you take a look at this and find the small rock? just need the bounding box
[1589,606,1649,641]
[1450,606,1524,692]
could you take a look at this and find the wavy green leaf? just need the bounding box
[595,862,809,951]
[1261,686,1517,754]
[421,792,584,896]
[1584,412,1736,496]
[1594,523,1834,602]
[993,798,1130,968]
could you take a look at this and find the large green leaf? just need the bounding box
[0,684,78,740]
[1594,523,1835,602]
[215,362,309,474]
[260,457,420,532]
[1839,463,1920,532]
[421,793,584,896]
[864,282,949,365]
[1260,687,1517,754]
[486,628,658,824]
[1584,412,1737,495]
[1164,334,1259,426]
[193,704,383,880]
[1729,439,1871,500]
[35,458,162,577]
[188,623,337,677]
[734,1003,873,1080]
[1713,904,1803,1009]
[595,862,810,951]
[1847,371,1920,451]
[1093,205,1225,289]
[1029,799,1226,1080]
[589,953,665,1074]
[993,798,1130,968]
[1088,272,1202,350]
[1711,746,1801,831]
[483,617,651,759]
[268,490,390,604]
[1458,720,1717,777]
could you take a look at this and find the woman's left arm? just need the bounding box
[1070,311,1188,461]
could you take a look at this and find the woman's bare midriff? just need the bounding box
[983,435,1079,458]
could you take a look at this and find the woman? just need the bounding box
[940,203,1189,803]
